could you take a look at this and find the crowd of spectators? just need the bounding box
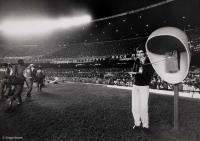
[1,29,200,93]
[44,67,200,93]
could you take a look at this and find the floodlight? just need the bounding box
[58,15,92,29]
[0,15,92,36]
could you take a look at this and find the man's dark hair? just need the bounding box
[136,43,146,53]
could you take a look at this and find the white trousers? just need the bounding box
[132,85,149,128]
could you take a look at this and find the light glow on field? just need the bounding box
[0,15,92,36]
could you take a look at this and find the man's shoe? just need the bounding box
[142,127,152,135]
[132,125,141,133]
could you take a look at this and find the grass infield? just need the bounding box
[0,82,200,141]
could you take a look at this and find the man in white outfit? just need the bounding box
[131,47,154,133]
[24,64,35,97]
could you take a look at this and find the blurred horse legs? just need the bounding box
[26,78,33,97]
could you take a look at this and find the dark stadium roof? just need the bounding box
[0,0,200,56]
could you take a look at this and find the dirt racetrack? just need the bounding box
[0,82,200,141]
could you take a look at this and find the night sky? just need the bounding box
[0,0,170,19]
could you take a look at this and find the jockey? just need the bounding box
[24,64,35,97]
[8,59,26,107]
[35,65,45,91]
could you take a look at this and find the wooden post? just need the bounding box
[174,83,179,130]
